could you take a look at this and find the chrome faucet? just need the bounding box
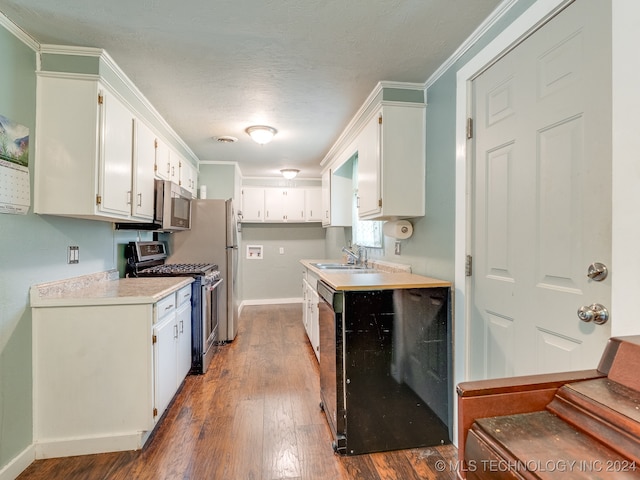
[342,245,368,267]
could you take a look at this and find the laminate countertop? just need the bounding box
[300,259,451,291]
[30,269,193,307]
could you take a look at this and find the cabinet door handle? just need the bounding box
[174,324,179,339]
[165,304,174,311]
[137,193,142,207]
[127,191,132,205]
[179,319,184,333]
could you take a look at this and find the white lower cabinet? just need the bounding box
[302,269,320,362]
[176,286,193,383]
[153,284,192,421]
[32,283,192,458]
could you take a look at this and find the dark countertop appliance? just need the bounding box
[317,280,452,455]
[125,241,221,374]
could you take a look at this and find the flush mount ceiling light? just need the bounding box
[245,125,277,145]
[280,169,300,179]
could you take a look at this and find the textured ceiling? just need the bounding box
[0,0,502,178]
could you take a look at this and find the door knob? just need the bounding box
[577,303,609,325]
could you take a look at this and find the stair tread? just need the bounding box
[564,378,640,424]
[474,411,638,478]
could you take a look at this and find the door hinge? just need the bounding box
[466,118,473,139]
[96,194,102,205]
[152,334,157,344]
[465,255,473,276]
[378,198,382,207]
[378,115,382,125]
[98,94,104,105]
[153,407,158,417]
[154,139,158,148]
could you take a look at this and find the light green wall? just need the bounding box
[240,224,325,300]
[0,26,155,471]
[198,163,236,199]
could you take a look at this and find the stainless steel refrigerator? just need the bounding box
[168,199,239,342]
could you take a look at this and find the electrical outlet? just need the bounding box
[279,247,284,254]
[68,246,80,264]
[394,242,401,255]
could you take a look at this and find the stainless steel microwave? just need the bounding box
[155,179,192,231]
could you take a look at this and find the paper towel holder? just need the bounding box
[383,220,413,240]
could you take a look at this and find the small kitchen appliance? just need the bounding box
[125,241,221,374]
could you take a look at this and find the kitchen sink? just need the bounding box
[311,263,365,270]
[310,263,380,273]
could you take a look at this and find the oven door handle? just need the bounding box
[205,278,224,291]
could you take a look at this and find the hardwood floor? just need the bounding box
[18,304,458,479]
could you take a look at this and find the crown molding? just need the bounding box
[0,10,39,51]
[425,0,519,89]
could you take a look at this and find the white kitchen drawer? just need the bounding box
[176,285,192,307]
[155,294,176,322]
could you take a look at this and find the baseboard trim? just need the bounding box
[240,298,303,307]
[34,431,149,459]
[0,444,35,480]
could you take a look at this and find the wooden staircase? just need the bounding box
[458,336,640,479]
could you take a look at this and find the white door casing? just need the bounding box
[469,0,611,380]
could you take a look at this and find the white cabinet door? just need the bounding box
[132,119,156,220]
[241,187,265,222]
[321,170,331,226]
[155,137,171,180]
[283,188,305,222]
[169,149,181,184]
[176,296,192,383]
[310,287,320,362]
[264,188,285,222]
[99,89,135,217]
[356,110,382,218]
[357,104,426,220]
[305,187,323,222]
[180,161,197,197]
[154,315,178,421]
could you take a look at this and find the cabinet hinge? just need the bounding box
[378,115,382,125]
[98,94,104,105]
[154,139,158,148]
[465,255,473,277]
[152,334,157,344]
[96,194,102,205]
[153,407,158,417]
[378,198,382,207]
[466,117,473,139]
[154,164,158,172]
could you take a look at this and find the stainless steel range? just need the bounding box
[125,241,222,374]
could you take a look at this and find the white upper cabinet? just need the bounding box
[241,187,265,222]
[179,158,197,197]
[133,119,157,219]
[264,188,305,222]
[34,50,198,224]
[305,187,322,222]
[154,137,171,180]
[357,104,426,220]
[320,82,426,222]
[34,76,145,222]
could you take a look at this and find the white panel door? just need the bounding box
[470,0,612,379]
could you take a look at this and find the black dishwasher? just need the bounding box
[318,280,451,455]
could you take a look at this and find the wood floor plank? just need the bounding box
[17,303,457,480]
